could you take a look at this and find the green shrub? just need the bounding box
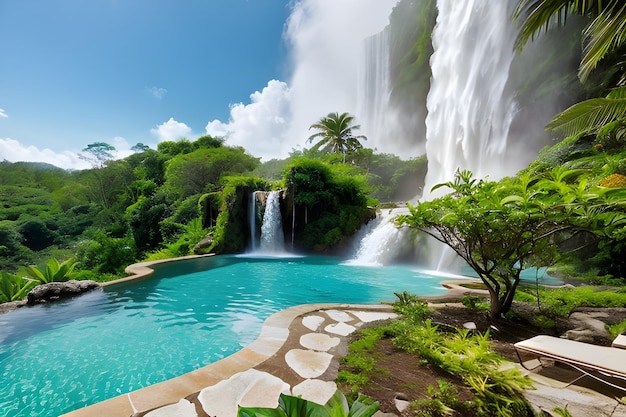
[0,271,36,303]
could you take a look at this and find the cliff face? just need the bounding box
[371,0,584,156]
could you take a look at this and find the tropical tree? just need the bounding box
[397,168,626,318]
[513,0,626,84]
[80,142,116,168]
[307,112,367,163]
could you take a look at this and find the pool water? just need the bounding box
[0,255,449,417]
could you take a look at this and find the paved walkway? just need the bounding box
[61,304,398,417]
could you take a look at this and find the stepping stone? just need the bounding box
[144,399,197,417]
[300,333,340,351]
[292,379,338,406]
[198,369,290,417]
[285,349,333,378]
[325,322,356,336]
[325,310,354,322]
[303,315,325,331]
[349,311,397,323]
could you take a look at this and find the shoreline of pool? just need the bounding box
[55,255,481,416]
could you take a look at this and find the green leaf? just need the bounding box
[346,395,379,417]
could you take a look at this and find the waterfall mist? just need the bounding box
[284,0,398,155]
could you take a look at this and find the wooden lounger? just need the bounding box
[514,335,626,392]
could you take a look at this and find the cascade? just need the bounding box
[348,208,413,266]
[260,191,285,253]
[423,0,518,195]
[351,0,519,268]
[357,26,391,147]
[250,191,286,255]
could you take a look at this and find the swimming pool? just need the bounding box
[0,255,450,417]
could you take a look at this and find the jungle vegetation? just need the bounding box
[0,132,426,298]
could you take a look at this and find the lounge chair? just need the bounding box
[514,335,626,392]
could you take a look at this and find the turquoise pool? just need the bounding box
[0,255,450,417]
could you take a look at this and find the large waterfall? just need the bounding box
[424,0,518,195]
[352,0,521,267]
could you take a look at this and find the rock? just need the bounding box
[561,311,611,343]
[0,299,27,314]
[26,280,100,305]
[193,234,213,254]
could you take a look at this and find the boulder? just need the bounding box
[193,233,214,254]
[26,280,100,305]
[561,311,611,343]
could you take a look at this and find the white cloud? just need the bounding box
[0,136,139,170]
[145,86,167,100]
[205,80,292,160]
[0,138,91,170]
[0,108,8,118]
[151,117,193,142]
[202,1,398,160]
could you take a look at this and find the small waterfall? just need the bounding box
[249,191,286,255]
[259,191,285,253]
[348,208,414,266]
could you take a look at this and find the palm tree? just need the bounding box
[513,0,626,140]
[307,112,367,163]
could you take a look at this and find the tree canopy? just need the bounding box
[307,112,367,163]
[398,168,626,317]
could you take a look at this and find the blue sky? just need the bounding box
[0,0,399,169]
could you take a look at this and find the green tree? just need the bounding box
[514,0,626,84]
[397,170,578,317]
[308,112,367,163]
[164,147,259,199]
[80,142,116,168]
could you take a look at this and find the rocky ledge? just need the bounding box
[26,280,100,305]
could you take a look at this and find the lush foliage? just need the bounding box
[238,390,378,417]
[0,271,36,303]
[398,168,626,317]
[24,257,78,284]
[284,159,373,251]
[339,296,534,417]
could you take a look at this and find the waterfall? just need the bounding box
[357,27,391,146]
[348,208,415,266]
[423,0,518,195]
[350,0,519,268]
[260,191,285,253]
[249,191,286,255]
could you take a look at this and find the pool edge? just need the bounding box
[58,302,393,417]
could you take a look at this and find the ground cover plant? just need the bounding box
[337,295,535,417]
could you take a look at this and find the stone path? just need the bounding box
[61,304,397,417]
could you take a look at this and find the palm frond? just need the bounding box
[513,0,580,50]
[579,3,626,81]
[546,94,626,136]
